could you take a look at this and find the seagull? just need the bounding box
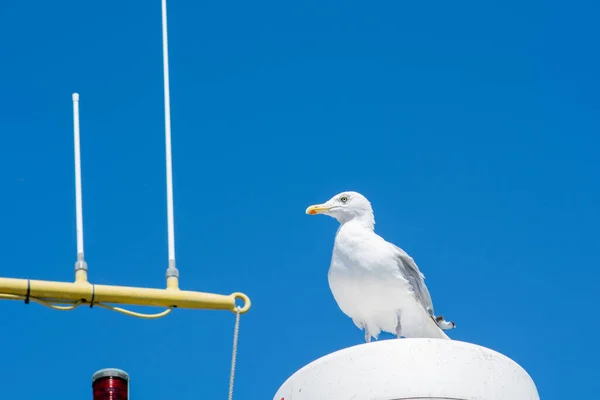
[306,191,455,342]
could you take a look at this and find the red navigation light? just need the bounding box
[92,368,129,400]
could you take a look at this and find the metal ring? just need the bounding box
[231,292,251,314]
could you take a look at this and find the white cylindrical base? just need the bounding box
[273,339,539,400]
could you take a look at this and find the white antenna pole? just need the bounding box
[161,0,179,285]
[72,93,88,282]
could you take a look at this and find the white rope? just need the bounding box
[228,307,242,400]
[72,93,85,260]
[161,0,176,266]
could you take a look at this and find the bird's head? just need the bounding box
[305,191,375,228]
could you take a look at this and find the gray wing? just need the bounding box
[391,244,434,315]
[392,244,456,330]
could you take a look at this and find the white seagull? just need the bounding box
[306,191,455,342]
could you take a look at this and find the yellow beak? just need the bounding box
[305,204,330,215]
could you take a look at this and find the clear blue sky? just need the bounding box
[0,1,598,399]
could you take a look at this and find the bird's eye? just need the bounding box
[340,196,348,203]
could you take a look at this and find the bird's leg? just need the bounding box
[355,319,371,343]
[395,311,403,339]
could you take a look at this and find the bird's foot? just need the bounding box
[364,330,371,343]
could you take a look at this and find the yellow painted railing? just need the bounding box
[0,275,250,318]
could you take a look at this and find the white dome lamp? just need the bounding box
[274,339,539,400]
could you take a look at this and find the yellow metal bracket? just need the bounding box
[0,275,251,318]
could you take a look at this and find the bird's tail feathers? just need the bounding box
[432,315,456,330]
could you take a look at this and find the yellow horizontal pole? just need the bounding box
[0,277,250,314]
